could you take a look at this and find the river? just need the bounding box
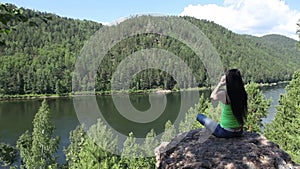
[0,84,287,164]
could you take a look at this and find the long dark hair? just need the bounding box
[225,69,248,125]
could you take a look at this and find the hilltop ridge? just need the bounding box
[0,4,299,95]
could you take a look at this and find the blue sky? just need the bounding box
[2,0,300,40]
[1,0,223,23]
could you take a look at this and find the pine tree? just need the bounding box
[118,131,157,169]
[179,94,208,133]
[17,100,59,168]
[0,143,17,167]
[142,129,158,157]
[16,130,32,167]
[64,125,86,168]
[140,129,158,168]
[178,93,221,133]
[244,82,271,132]
[119,132,141,169]
[264,71,300,163]
[76,138,119,169]
[65,120,119,169]
[160,120,176,142]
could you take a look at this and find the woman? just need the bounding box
[197,69,248,138]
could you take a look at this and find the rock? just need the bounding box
[155,89,172,94]
[155,129,299,169]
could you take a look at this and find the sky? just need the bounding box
[2,0,300,40]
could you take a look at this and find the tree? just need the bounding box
[1,7,300,96]
[179,94,209,133]
[119,132,155,169]
[64,125,86,168]
[142,129,159,157]
[65,122,158,169]
[160,120,176,142]
[65,120,119,169]
[17,100,59,168]
[244,82,271,132]
[0,143,17,167]
[0,3,52,46]
[118,132,141,169]
[178,93,222,133]
[16,130,32,167]
[140,129,158,168]
[76,137,119,169]
[264,71,300,163]
[0,3,27,34]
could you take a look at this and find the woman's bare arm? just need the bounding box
[210,75,226,103]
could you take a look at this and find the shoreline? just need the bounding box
[258,81,289,87]
[0,87,208,101]
[0,81,289,101]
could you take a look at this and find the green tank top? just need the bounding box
[220,102,241,128]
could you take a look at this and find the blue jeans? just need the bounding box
[196,114,243,138]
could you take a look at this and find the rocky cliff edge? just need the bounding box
[155,129,299,169]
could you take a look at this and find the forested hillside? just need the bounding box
[0,4,102,95]
[183,17,300,83]
[0,4,299,95]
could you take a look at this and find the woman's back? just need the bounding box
[196,69,247,138]
[220,102,241,129]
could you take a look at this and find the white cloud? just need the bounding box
[180,0,300,40]
[100,22,111,26]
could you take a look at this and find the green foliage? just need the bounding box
[119,131,156,169]
[16,100,59,168]
[65,119,119,169]
[140,129,158,167]
[264,71,300,163]
[184,17,300,83]
[75,136,119,169]
[179,94,208,132]
[0,3,51,46]
[160,120,176,142]
[244,82,271,132]
[142,129,159,157]
[119,132,142,168]
[0,3,28,39]
[0,4,101,95]
[0,5,300,96]
[0,142,17,167]
[179,94,221,133]
[65,120,158,169]
[64,125,86,168]
[204,101,222,124]
[16,130,32,167]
